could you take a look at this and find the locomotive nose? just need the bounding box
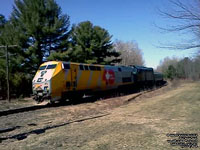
[32,62,58,102]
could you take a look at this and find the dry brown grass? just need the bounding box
[1,81,200,150]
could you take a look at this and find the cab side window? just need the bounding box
[79,65,84,70]
[89,66,96,71]
[84,65,89,70]
[63,64,70,69]
[96,66,101,71]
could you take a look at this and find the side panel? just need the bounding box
[114,69,122,86]
[76,68,91,90]
[76,65,118,91]
[70,64,78,91]
[76,65,104,91]
[146,70,154,81]
[137,70,144,82]
[120,67,134,86]
[51,62,66,101]
[90,69,102,90]
[50,63,138,101]
[102,66,117,90]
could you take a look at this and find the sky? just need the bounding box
[0,0,196,68]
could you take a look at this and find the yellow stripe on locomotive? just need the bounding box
[32,61,136,103]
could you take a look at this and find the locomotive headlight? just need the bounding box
[44,86,48,91]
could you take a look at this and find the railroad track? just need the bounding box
[0,84,167,117]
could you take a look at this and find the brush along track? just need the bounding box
[0,85,166,117]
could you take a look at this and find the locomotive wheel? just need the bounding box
[35,96,43,104]
[49,100,55,105]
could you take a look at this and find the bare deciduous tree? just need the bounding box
[156,56,179,73]
[157,55,200,80]
[158,0,200,50]
[114,40,144,66]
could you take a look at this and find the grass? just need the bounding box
[1,81,200,150]
[118,81,200,149]
[0,98,34,111]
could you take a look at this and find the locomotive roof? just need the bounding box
[154,72,163,75]
[58,61,133,69]
[42,61,152,71]
[61,61,104,67]
[132,65,153,71]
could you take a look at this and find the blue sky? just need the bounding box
[0,0,196,68]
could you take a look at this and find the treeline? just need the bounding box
[0,0,144,99]
[157,56,200,80]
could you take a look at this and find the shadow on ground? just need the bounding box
[0,113,109,143]
[0,82,167,117]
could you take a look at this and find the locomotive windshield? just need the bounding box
[39,65,47,70]
[38,64,57,70]
[46,64,57,69]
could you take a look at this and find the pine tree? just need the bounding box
[11,0,70,70]
[0,14,7,99]
[70,21,120,64]
[0,14,6,31]
[166,65,177,80]
[0,0,70,98]
[0,18,31,98]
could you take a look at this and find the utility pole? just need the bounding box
[5,45,10,102]
[0,45,18,102]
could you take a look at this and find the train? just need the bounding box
[32,61,164,103]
